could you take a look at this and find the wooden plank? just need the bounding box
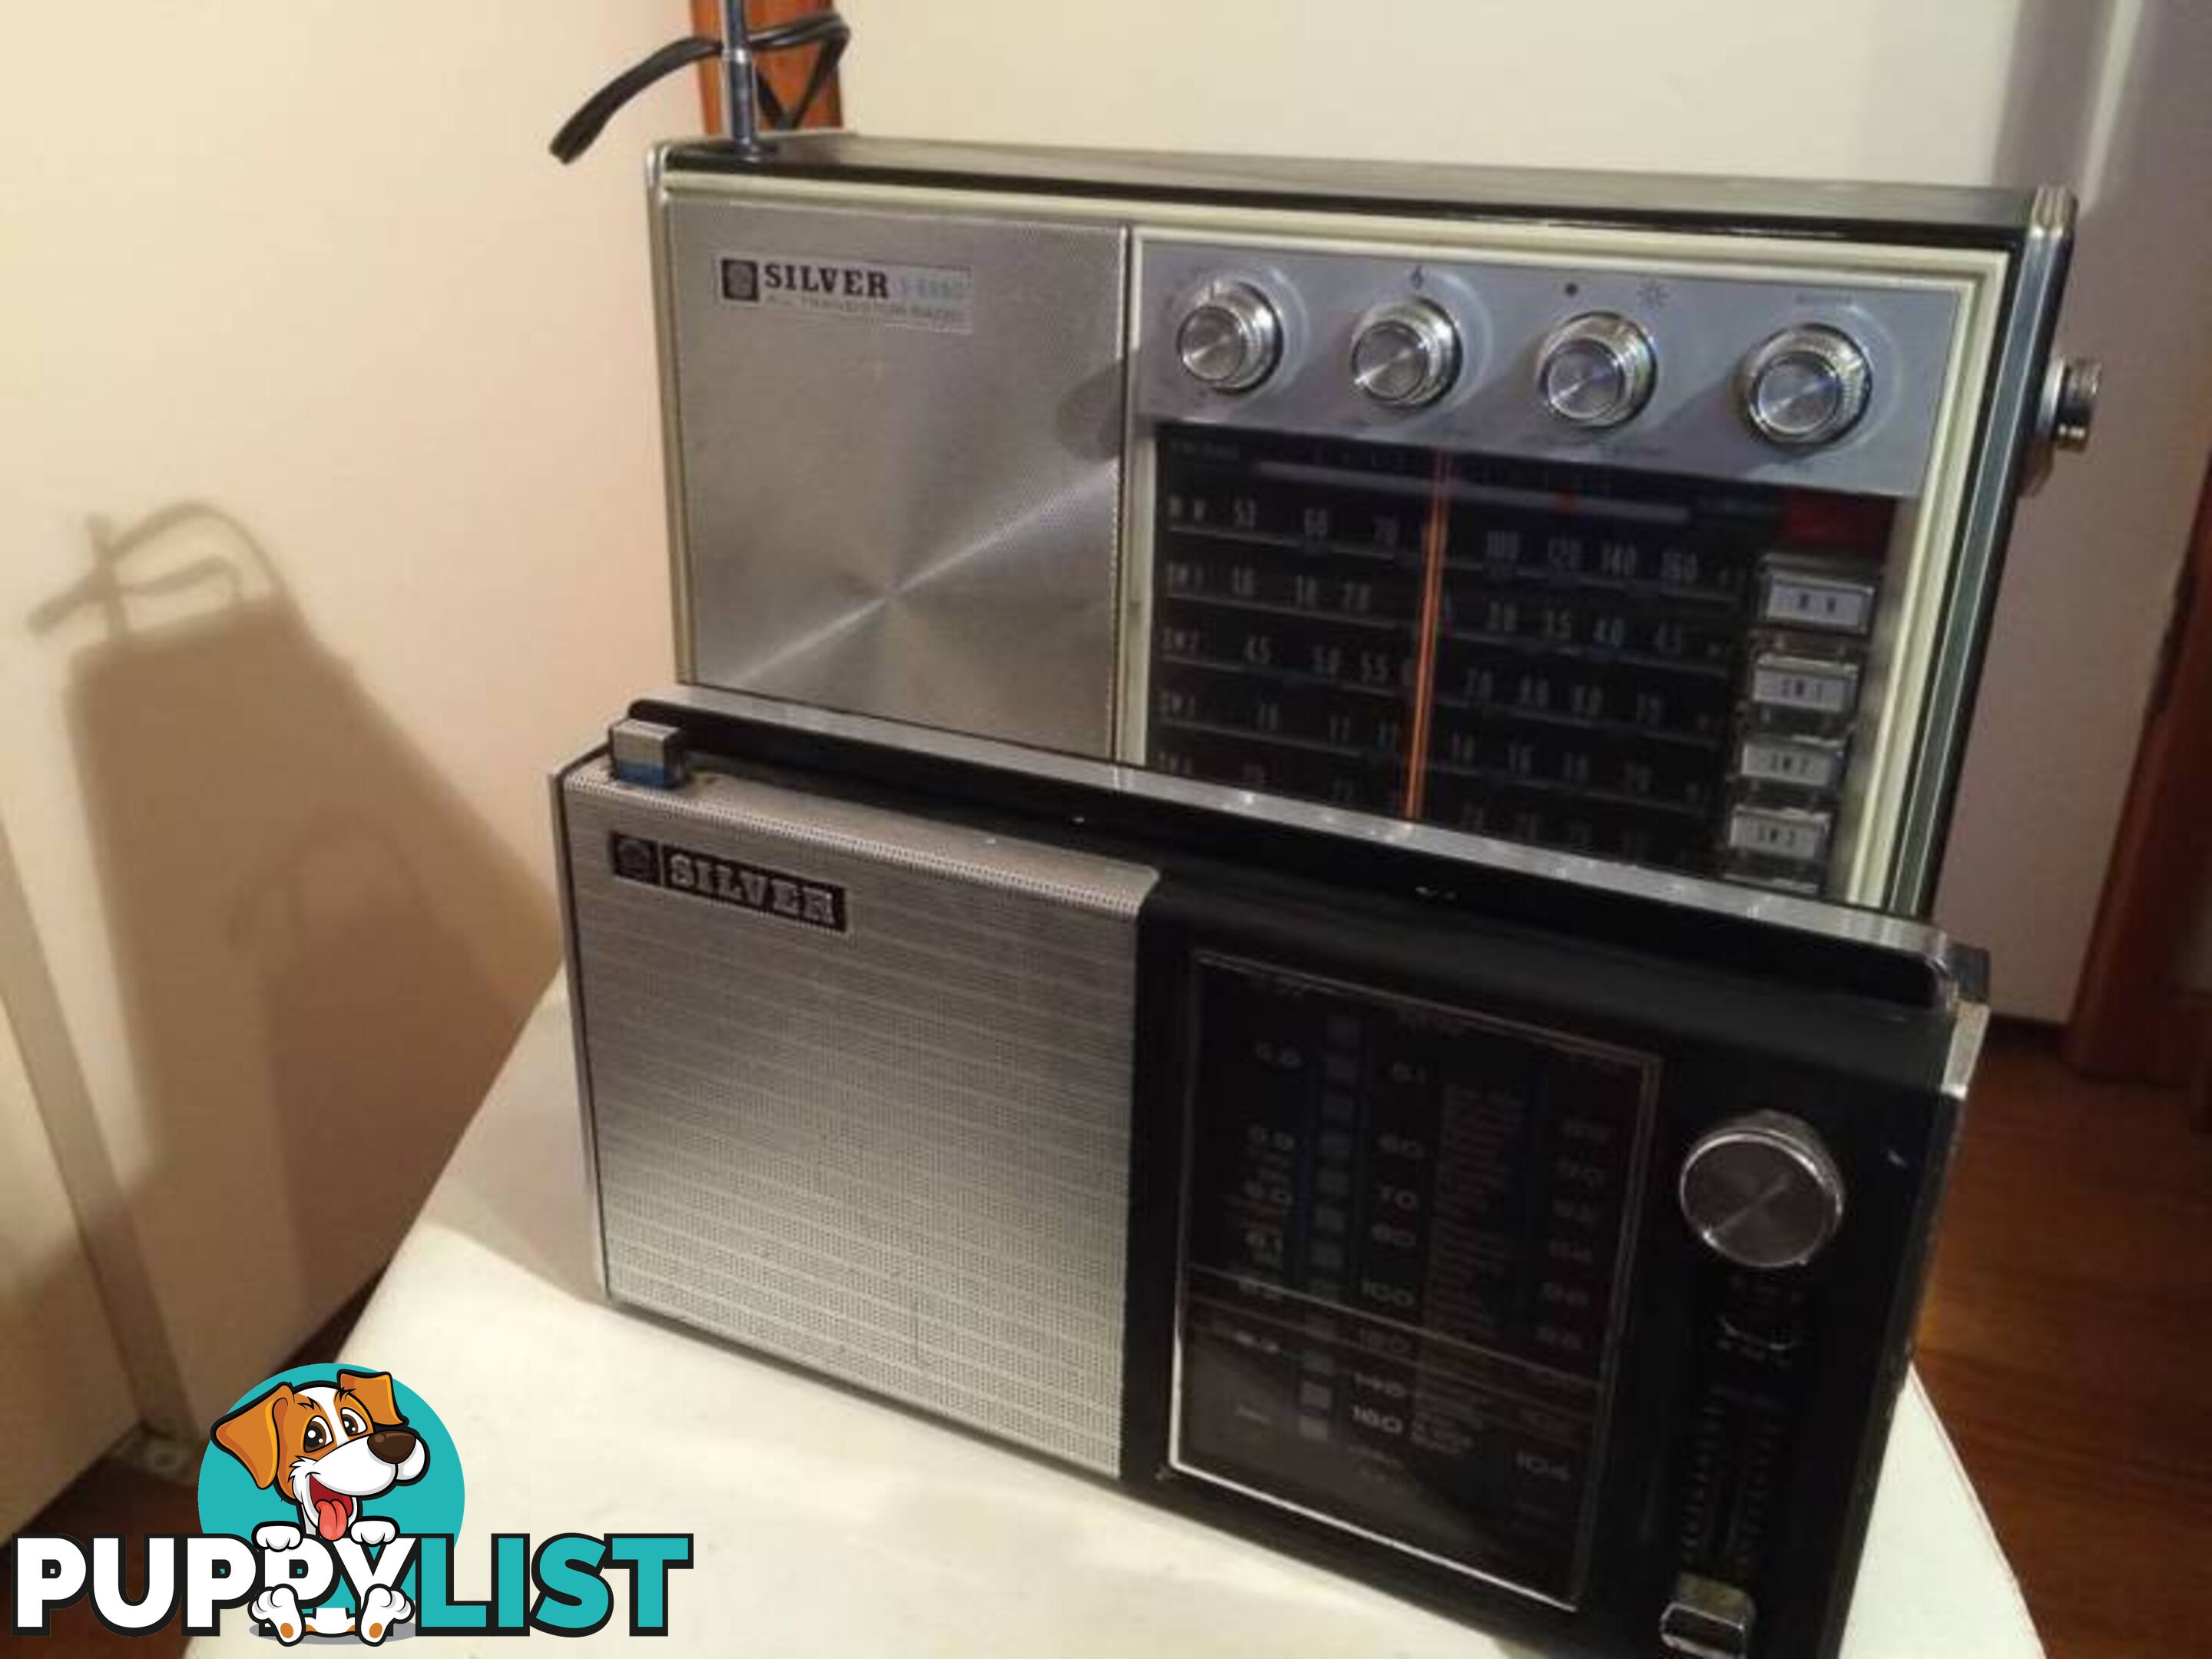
[690,0,844,139]
[2065,451,2212,1084]
[1917,1021,2212,1655]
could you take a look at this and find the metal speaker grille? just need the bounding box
[564,763,1156,1472]
[667,197,1128,756]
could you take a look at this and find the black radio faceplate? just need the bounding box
[1121,869,1965,1659]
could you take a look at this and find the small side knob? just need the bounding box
[2045,355,2101,453]
[2021,352,2101,493]
[1175,280,1283,394]
[1678,1111,1845,1270]
[1538,312,1657,429]
[1350,299,1462,408]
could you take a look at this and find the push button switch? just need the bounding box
[607,718,691,790]
[1661,1573,1757,1657]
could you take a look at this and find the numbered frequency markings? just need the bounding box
[1172,956,1657,1608]
[1145,426,1893,885]
[1147,428,1434,813]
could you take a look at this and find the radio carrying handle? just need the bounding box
[549,3,849,165]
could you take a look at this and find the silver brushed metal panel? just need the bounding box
[563,760,1156,1473]
[664,197,1128,755]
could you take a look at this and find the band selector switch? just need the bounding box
[1661,1572,1757,1657]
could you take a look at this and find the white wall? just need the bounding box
[840,0,2212,1019]
[0,2,696,1432]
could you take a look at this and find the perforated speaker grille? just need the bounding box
[563,762,1155,1472]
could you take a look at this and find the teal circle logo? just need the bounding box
[199,1363,463,1635]
[200,1364,463,1543]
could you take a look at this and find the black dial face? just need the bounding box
[1171,955,1657,1607]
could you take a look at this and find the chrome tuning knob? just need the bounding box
[1740,326,1873,448]
[1678,1111,1846,1270]
[1350,299,1462,409]
[1538,312,1657,429]
[1175,280,1283,394]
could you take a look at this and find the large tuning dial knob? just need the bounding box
[1175,280,1283,394]
[1678,1111,1846,1270]
[1741,325,1873,447]
[1538,312,1657,429]
[1350,299,1462,408]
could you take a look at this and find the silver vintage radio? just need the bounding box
[644,133,2095,912]
[558,687,1987,1659]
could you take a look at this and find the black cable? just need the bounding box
[551,35,720,164]
[750,15,848,50]
[756,75,790,131]
[551,12,852,165]
[786,33,847,128]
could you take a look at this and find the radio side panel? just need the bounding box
[561,760,1157,1474]
[660,188,1129,756]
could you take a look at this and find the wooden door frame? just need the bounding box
[2064,451,2212,1108]
[688,0,843,137]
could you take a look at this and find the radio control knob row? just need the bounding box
[1172,280,1876,449]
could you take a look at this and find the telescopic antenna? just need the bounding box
[720,0,767,157]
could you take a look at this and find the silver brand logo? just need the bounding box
[719,253,974,334]
[609,832,846,932]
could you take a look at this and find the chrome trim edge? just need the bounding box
[662,134,2038,235]
[644,682,1962,974]
[1942,994,1992,1104]
[647,141,696,681]
[1886,185,2076,909]
[551,753,614,1302]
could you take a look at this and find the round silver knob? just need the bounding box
[1350,299,1462,409]
[1175,280,1283,394]
[1741,326,1873,447]
[1538,312,1657,429]
[1678,1111,1846,1270]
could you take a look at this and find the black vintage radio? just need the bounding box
[631,132,2095,912]
[556,687,1987,1659]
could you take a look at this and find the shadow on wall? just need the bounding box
[23,504,555,1429]
[1992,0,2119,187]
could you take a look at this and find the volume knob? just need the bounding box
[1538,312,1657,429]
[1741,326,1873,447]
[1678,1111,1845,1270]
[1351,299,1462,408]
[1176,280,1283,394]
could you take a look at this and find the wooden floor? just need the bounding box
[1916,1022,2212,1657]
[7,1025,2209,1656]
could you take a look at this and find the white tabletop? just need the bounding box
[194,980,2041,1655]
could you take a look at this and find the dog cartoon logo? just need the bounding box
[16,1363,681,1642]
[208,1369,438,1644]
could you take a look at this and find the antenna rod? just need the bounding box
[720,0,767,156]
